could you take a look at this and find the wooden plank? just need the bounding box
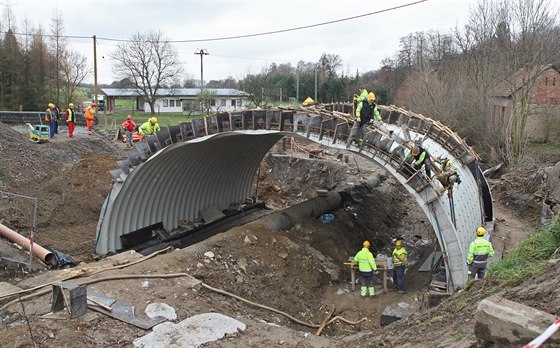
[419,251,442,272]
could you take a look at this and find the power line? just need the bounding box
[4,0,426,43]
[101,0,427,43]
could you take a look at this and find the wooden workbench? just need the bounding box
[345,256,390,294]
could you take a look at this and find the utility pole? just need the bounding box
[296,69,299,102]
[93,35,98,116]
[194,49,209,90]
[314,67,318,102]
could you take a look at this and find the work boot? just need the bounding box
[398,290,406,294]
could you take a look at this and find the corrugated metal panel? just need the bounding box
[95,132,284,254]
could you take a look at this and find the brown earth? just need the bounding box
[0,122,558,347]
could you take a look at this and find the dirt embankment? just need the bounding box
[0,123,124,278]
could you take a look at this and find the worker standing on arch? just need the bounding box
[139,117,160,137]
[437,156,459,190]
[404,145,433,178]
[354,240,378,299]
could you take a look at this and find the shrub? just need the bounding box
[488,221,560,285]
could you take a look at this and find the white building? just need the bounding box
[101,88,250,114]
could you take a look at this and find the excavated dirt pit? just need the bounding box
[0,124,437,346]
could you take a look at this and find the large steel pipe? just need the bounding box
[0,223,53,265]
[255,191,343,231]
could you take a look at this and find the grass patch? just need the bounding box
[454,299,468,310]
[488,220,560,285]
[527,140,560,156]
[455,332,465,341]
[0,171,7,182]
[429,315,443,323]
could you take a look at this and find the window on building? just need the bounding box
[221,99,226,106]
[211,99,216,106]
[554,77,556,86]
[231,99,236,107]
[170,100,175,107]
[163,99,169,107]
[545,77,549,86]
[237,99,242,106]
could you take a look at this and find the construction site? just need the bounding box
[0,104,559,347]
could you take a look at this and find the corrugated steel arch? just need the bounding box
[95,105,494,291]
[96,131,285,254]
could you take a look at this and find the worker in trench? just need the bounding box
[354,240,378,299]
[467,227,494,280]
[392,239,408,294]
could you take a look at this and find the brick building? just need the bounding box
[488,64,560,140]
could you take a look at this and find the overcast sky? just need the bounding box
[1,0,498,84]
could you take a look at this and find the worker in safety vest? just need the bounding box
[467,227,494,280]
[354,240,378,299]
[392,240,408,294]
[354,87,369,103]
[347,92,381,147]
[404,145,433,178]
[45,103,56,138]
[65,103,76,138]
[84,103,96,135]
[437,156,459,189]
[138,117,160,137]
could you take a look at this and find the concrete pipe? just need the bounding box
[0,223,53,265]
[256,191,343,231]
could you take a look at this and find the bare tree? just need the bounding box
[60,50,90,105]
[49,10,67,105]
[239,66,273,107]
[110,30,183,114]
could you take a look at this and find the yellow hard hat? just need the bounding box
[150,117,157,124]
[363,240,371,248]
[367,92,376,102]
[411,146,420,156]
[48,103,55,108]
[396,240,403,247]
[476,227,486,236]
[68,103,74,108]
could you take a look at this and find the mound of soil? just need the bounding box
[0,123,124,278]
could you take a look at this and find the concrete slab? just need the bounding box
[133,313,246,348]
[145,303,177,321]
[199,206,225,224]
